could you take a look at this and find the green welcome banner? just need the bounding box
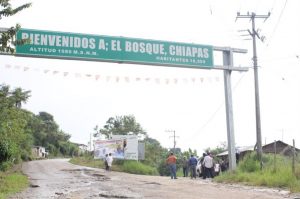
[16,29,214,68]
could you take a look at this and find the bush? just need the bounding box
[157,159,170,176]
[0,161,13,172]
[238,153,260,172]
[0,140,13,162]
[0,140,19,171]
[215,153,300,192]
[21,150,31,161]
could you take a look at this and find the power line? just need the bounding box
[270,0,278,13]
[266,0,288,47]
[191,72,247,139]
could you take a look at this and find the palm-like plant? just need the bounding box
[10,87,31,108]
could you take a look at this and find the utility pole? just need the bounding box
[236,12,270,168]
[90,132,92,151]
[166,130,179,152]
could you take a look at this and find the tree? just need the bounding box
[143,137,166,164]
[0,84,79,169]
[10,87,31,108]
[0,0,31,53]
[28,111,75,157]
[99,115,146,138]
[204,142,227,156]
[0,102,33,169]
[0,85,31,108]
[34,112,71,146]
[0,84,11,109]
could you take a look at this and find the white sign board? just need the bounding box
[111,135,138,160]
[94,139,125,159]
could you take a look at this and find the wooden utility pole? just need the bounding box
[292,139,295,174]
[166,130,179,152]
[236,12,270,168]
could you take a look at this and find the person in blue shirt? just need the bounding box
[189,154,198,179]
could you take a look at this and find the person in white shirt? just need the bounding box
[203,153,214,179]
[214,163,220,176]
[106,153,113,171]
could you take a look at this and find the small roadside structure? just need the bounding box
[262,140,300,156]
[31,146,47,159]
[77,143,88,155]
[216,140,299,161]
[216,146,254,161]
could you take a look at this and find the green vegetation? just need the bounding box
[0,85,80,171]
[215,152,300,192]
[0,171,28,199]
[69,155,103,168]
[94,115,146,138]
[120,160,158,175]
[70,156,159,175]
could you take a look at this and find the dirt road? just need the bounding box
[10,159,298,199]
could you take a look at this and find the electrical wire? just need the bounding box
[266,0,288,47]
[190,72,248,139]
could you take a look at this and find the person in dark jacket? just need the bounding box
[182,156,189,177]
[188,154,198,179]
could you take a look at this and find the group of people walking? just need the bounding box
[166,152,223,180]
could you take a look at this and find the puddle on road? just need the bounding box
[61,168,111,181]
[30,184,40,188]
[61,168,93,172]
[93,173,110,181]
[99,193,133,198]
[140,180,161,185]
[144,182,161,185]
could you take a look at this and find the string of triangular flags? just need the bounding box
[2,64,222,85]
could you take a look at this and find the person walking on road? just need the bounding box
[104,154,109,170]
[106,153,113,171]
[203,152,214,179]
[166,152,177,179]
[182,156,189,177]
[188,154,198,179]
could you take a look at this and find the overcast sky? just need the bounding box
[1,0,300,153]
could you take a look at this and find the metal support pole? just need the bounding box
[223,50,236,171]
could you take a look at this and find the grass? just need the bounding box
[70,156,159,176]
[0,171,28,199]
[121,160,158,175]
[69,156,105,168]
[215,153,300,193]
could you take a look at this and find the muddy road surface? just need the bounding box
[11,159,297,199]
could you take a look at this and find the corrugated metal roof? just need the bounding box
[216,146,254,156]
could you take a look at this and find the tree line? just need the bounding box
[0,84,79,170]
[0,83,196,176]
